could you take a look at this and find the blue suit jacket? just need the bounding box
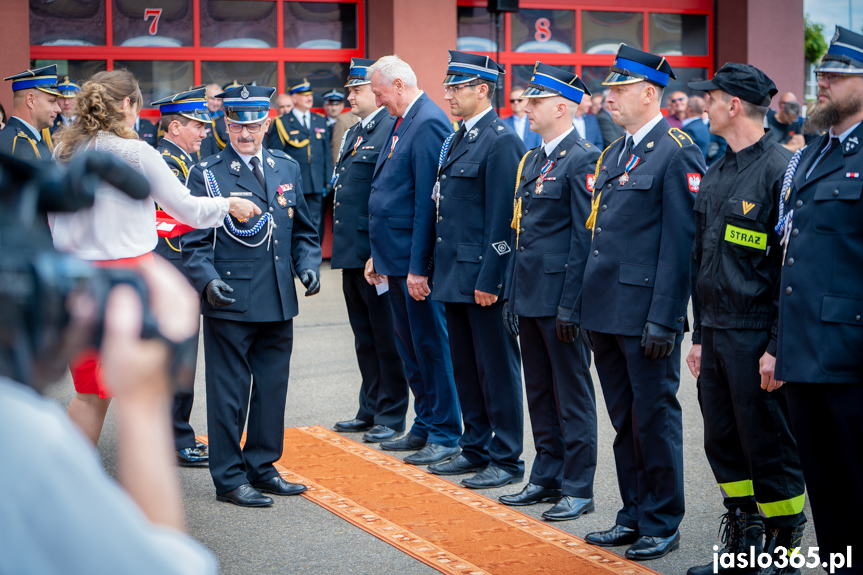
[369,93,452,277]
[578,113,604,150]
[502,115,542,150]
[682,118,711,159]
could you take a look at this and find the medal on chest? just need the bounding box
[352,135,363,156]
[535,159,554,195]
[389,135,398,159]
[277,183,292,207]
[618,154,640,186]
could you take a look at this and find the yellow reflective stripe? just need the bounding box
[757,494,806,518]
[724,224,767,250]
[719,479,754,498]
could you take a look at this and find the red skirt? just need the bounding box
[70,252,154,398]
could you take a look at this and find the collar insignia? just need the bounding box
[559,149,567,156]
[847,136,859,152]
[266,157,275,168]
[367,120,376,130]
[468,127,479,140]
[646,141,655,149]
[230,160,241,172]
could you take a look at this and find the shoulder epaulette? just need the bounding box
[196,153,223,169]
[268,148,289,159]
[668,128,693,147]
[313,111,325,118]
[574,138,594,152]
[594,136,624,180]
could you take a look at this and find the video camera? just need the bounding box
[0,151,194,390]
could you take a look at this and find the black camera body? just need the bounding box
[0,151,191,389]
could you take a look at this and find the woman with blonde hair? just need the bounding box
[50,69,260,446]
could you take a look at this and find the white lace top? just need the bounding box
[49,131,229,261]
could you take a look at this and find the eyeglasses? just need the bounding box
[670,97,687,103]
[226,122,265,133]
[509,98,522,103]
[815,72,853,84]
[444,83,481,95]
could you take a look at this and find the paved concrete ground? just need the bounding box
[46,262,817,575]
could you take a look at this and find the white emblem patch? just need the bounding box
[468,127,479,140]
[240,85,249,99]
[498,125,504,130]
[200,161,208,167]
[266,157,276,168]
[492,241,511,255]
[230,160,241,172]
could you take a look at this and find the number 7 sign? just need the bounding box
[144,8,162,36]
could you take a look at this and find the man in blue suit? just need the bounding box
[364,55,462,466]
[429,51,525,489]
[182,84,322,508]
[502,86,542,149]
[681,96,711,159]
[572,97,604,149]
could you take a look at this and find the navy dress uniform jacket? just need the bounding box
[776,123,863,385]
[369,93,452,276]
[504,131,601,320]
[268,111,333,196]
[181,145,321,321]
[433,110,526,302]
[331,109,395,270]
[0,117,52,161]
[153,139,195,267]
[136,118,158,148]
[580,119,706,335]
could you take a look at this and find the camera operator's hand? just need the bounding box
[205,279,235,307]
[100,257,199,532]
[227,197,262,220]
[298,269,320,296]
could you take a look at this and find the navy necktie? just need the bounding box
[249,156,266,192]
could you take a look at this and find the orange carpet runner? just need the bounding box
[262,425,660,575]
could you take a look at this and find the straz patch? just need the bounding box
[687,173,702,193]
[725,224,767,250]
[586,174,596,192]
[491,241,511,255]
[733,200,761,220]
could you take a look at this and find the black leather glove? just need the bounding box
[205,279,235,308]
[555,307,578,343]
[502,304,519,338]
[582,329,595,352]
[298,269,320,296]
[641,321,676,360]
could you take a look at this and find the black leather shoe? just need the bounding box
[363,425,397,443]
[177,446,209,467]
[541,496,595,521]
[498,483,562,506]
[216,484,273,507]
[461,466,521,489]
[334,418,373,433]
[380,432,427,452]
[404,444,460,465]
[250,476,307,496]
[625,532,680,560]
[585,524,639,547]
[428,453,483,475]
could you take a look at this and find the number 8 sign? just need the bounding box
[534,18,551,42]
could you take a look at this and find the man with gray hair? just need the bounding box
[363,55,462,466]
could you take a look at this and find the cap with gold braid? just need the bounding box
[4,64,62,96]
[151,87,213,124]
[57,77,80,98]
[522,61,590,103]
[289,78,313,95]
[602,44,675,87]
[221,79,243,91]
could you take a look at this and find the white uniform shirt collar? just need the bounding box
[401,90,424,118]
[828,121,862,144]
[513,114,527,134]
[572,115,586,139]
[464,105,493,132]
[543,126,575,157]
[361,107,385,128]
[627,113,665,147]
[291,108,310,126]
[233,146,264,173]
[12,116,41,141]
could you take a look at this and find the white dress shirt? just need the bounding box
[572,114,586,139]
[291,108,310,129]
[49,131,230,261]
[543,126,575,157]
[512,114,527,139]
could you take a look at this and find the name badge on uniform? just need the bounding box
[230,191,253,197]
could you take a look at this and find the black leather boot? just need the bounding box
[757,520,806,575]
[687,508,764,575]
